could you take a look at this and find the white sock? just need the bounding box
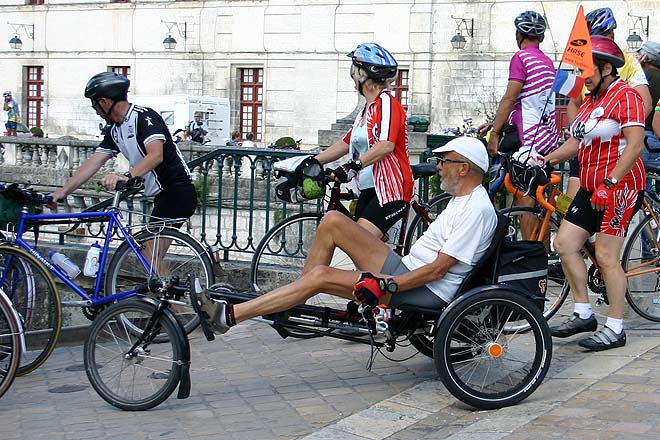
[605,318,624,334]
[573,303,593,319]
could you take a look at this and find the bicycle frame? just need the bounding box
[9,207,155,307]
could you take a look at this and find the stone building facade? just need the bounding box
[1,0,657,146]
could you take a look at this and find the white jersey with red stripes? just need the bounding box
[572,79,646,191]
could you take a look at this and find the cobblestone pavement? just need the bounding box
[1,313,660,440]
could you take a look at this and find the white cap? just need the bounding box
[432,136,489,173]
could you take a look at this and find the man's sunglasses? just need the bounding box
[428,156,466,166]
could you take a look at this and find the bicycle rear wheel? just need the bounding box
[105,226,215,336]
[622,213,660,322]
[434,290,552,409]
[0,245,62,376]
[84,299,184,411]
[0,290,21,399]
[250,213,355,338]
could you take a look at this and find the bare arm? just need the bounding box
[315,139,349,164]
[52,152,111,200]
[544,137,579,166]
[488,80,523,155]
[653,109,660,139]
[358,140,395,167]
[98,139,165,190]
[566,96,583,123]
[381,252,459,292]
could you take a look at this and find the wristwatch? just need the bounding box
[603,177,618,189]
[123,171,133,179]
[385,278,398,294]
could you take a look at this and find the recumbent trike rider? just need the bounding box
[83,149,553,411]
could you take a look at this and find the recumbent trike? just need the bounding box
[83,207,553,411]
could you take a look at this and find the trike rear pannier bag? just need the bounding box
[496,240,547,309]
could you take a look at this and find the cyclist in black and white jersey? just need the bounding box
[49,72,197,223]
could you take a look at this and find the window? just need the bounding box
[392,69,409,110]
[239,68,263,140]
[24,66,44,128]
[27,0,45,5]
[108,66,131,78]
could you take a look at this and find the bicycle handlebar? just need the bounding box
[0,182,53,207]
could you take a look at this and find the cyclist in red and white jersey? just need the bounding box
[544,37,646,351]
[315,43,413,239]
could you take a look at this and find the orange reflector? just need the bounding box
[488,343,503,358]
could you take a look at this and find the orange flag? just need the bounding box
[560,6,594,78]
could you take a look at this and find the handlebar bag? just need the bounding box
[0,187,40,230]
[496,240,548,310]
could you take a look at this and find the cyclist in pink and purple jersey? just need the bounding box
[484,10,559,157]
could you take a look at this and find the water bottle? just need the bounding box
[49,250,81,279]
[83,242,102,277]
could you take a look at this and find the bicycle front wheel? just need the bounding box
[105,226,215,335]
[622,213,660,322]
[0,245,62,376]
[250,213,355,338]
[84,299,184,411]
[0,290,21,398]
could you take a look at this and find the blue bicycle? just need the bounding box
[0,179,214,375]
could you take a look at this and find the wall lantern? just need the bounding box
[626,14,649,51]
[7,22,34,50]
[450,16,473,50]
[162,20,187,50]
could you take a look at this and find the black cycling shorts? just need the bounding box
[563,187,643,236]
[380,250,448,310]
[354,188,408,234]
[150,183,197,227]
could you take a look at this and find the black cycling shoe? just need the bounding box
[578,327,626,351]
[550,312,597,338]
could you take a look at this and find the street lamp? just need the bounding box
[7,22,34,50]
[162,20,187,50]
[626,14,649,51]
[451,16,473,50]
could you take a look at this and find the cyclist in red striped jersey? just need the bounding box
[544,37,646,351]
[315,43,413,239]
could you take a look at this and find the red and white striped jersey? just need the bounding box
[572,79,646,191]
[343,89,413,204]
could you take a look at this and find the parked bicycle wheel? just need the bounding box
[622,213,660,322]
[0,245,62,376]
[84,299,185,411]
[105,226,214,336]
[499,207,569,327]
[434,289,552,409]
[0,288,21,399]
[403,193,452,254]
[251,212,355,338]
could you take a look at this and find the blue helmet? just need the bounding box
[347,43,398,81]
[586,8,617,36]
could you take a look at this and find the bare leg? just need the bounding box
[594,233,626,319]
[233,265,361,323]
[515,195,538,241]
[554,220,591,304]
[301,211,391,275]
[356,217,384,240]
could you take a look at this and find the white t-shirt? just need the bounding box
[401,185,497,303]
